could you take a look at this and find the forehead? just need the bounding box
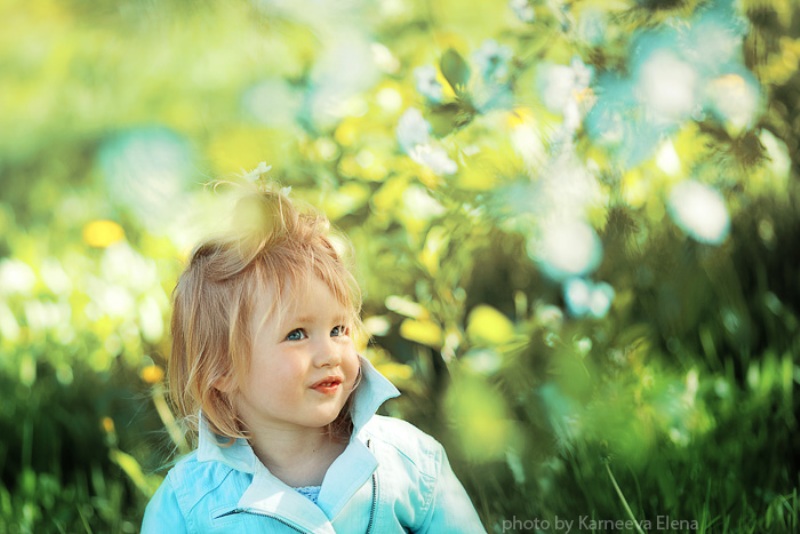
[248,271,350,330]
[286,276,344,312]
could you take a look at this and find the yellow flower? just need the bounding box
[141,364,165,384]
[101,417,115,434]
[83,220,125,248]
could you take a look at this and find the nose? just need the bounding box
[313,336,342,368]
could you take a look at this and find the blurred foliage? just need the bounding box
[1,0,799,532]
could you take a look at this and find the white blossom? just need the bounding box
[655,140,681,176]
[577,8,606,46]
[403,184,447,218]
[414,66,443,103]
[759,130,791,180]
[636,50,699,122]
[409,145,458,175]
[509,0,535,23]
[529,219,602,281]
[540,64,578,113]
[538,57,593,137]
[668,181,730,245]
[564,277,615,318]
[396,108,457,175]
[510,123,546,168]
[371,42,400,74]
[242,161,272,182]
[396,108,431,153]
[472,40,513,83]
[706,73,760,134]
[0,259,36,295]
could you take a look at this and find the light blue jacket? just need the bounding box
[142,359,486,533]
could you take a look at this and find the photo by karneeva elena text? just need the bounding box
[502,514,699,532]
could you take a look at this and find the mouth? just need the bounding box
[311,376,343,394]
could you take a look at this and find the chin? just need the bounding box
[308,410,345,428]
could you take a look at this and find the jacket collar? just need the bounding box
[196,357,400,528]
[349,356,402,435]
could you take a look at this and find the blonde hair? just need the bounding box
[168,185,363,442]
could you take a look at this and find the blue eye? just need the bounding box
[331,325,348,337]
[286,329,307,341]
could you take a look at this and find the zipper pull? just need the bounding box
[213,508,243,519]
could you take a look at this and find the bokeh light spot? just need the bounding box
[667,180,730,245]
[83,220,125,248]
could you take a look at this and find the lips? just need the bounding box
[310,376,343,394]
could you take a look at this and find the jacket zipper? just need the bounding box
[366,439,377,534]
[215,509,306,533]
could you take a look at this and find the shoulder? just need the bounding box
[360,415,444,478]
[157,452,244,512]
[361,414,441,451]
[144,453,252,533]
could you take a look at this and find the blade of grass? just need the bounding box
[152,385,190,454]
[77,504,92,534]
[605,462,645,534]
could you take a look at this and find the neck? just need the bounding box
[248,425,346,488]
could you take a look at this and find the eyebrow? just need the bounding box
[289,314,349,325]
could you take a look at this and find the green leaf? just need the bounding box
[428,103,461,137]
[444,374,514,462]
[440,48,471,95]
[399,318,443,348]
[466,305,515,346]
[110,449,160,497]
[429,102,477,137]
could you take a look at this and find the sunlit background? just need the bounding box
[1,0,798,532]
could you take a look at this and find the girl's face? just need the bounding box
[233,276,360,435]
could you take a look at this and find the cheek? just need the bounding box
[343,351,360,383]
[263,357,305,383]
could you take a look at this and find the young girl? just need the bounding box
[142,184,485,533]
